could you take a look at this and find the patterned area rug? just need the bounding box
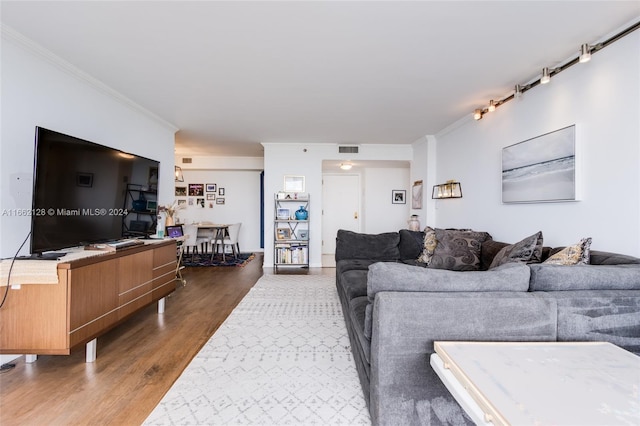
[144,274,371,425]
[182,252,255,267]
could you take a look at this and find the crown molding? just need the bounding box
[1,24,179,133]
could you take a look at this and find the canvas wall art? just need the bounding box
[502,125,577,203]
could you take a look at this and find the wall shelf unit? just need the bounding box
[274,194,309,271]
[122,183,157,237]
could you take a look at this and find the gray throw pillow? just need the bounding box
[427,228,492,271]
[489,231,544,269]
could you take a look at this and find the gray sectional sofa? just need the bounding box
[335,229,640,425]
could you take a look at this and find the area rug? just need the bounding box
[182,252,255,267]
[144,274,371,425]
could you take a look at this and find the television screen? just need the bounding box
[31,127,159,254]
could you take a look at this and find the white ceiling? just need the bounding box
[2,1,639,157]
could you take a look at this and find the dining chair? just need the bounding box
[196,222,214,253]
[212,223,241,259]
[182,224,200,261]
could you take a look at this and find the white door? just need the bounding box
[322,174,360,255]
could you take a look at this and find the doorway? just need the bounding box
[322,173,360,266]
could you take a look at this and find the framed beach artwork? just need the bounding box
[502,125,577,203]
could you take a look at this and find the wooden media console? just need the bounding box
[0,240,177,362]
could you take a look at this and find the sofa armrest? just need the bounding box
[368,291,557,425]
[367,262,530,302]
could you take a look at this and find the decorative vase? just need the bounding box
[165,215,174,227]
[408,215,420,231]
[295,205,308,220]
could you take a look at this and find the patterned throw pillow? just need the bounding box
[417,226,437,264]
[427,228,492,271]
[544,237,592,265]
[489,231,544,269]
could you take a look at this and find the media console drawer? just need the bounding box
[0,240,177,355]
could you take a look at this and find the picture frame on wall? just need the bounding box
[206,194,215,200]
[189,184,204,196]
[502,125,577,203]
[206,183,217,192]
[216,198,225,205]
[392,190,406,204]
[284,175,305,192]
[175,186,187,196]
[412,180,423,209]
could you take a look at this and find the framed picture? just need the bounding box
[206,183,217,192]
[277,208,290,220]
[502,125,577,203]
[219,188,225,196]
[276,228,291,240]
[216,198,225,205]
[189,184,204,196]
[177,199,187,206]
[412,180,423,209]
[284,175,305,192]
[298,230,308,240]
[76,172,93,187]
[196,198,205,208]
[392,190,406,204]
[175,186,187,196]
[206,194,215,200]
[188,198,194,206]
[146,200,157,212]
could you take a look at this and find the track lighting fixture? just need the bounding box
[579,43,592,63]
[471,20,639,122]
[540,67,551,84]
[514,85,523,99]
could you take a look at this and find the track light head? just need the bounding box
[540,67,551,84]
[579,43,592,63]
[473,109,483,120]
[488,100,496,112]
[514,84,523,99]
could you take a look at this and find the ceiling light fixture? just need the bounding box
[579,43,592,63]
[488,100,496,112]
[540,67,551,84]
[340,163,353,170]
[175,165,184,182]
[471,20,639,122]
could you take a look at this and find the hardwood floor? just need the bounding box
[0,253,333,425]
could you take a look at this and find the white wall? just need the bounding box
[362,167,410,234]
[263,143,413,267]
[0,29,176,362]
[173,169,263,252]
[432,32,640,256]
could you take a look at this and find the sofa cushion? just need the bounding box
[367,261,530,303]
[339,269,369,301]
[335,229,400,261]
[529,264,640,291]
[489,231,544,269]
[417,226,437,264]
[336,259,379,275]
[544,238,592,265]
[398,229,425,260]
[480,240,509,270]
[349,296,371,364]
[589,250,640,265]
[428,228,491,271]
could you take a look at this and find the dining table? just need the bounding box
[194,223,231,261]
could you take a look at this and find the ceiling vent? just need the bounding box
[181,158,192,164]
[338,146,359,154]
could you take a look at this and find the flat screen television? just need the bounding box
[30,127,160,255]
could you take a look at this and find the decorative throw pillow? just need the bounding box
[489,231,544,269]
[544,237,592,265]
[427,228,491,271]
[417,226,437,264]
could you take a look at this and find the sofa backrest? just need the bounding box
[335,229,400,262]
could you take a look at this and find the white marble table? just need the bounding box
[431,341,640,426]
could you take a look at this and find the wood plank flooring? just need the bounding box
[0,253,333,425]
